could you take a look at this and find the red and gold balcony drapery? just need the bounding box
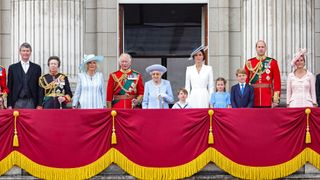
[0,108,320,179]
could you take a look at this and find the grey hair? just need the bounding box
[119,53,132,63]
[19,42,32,51]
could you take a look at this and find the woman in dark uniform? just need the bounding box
[39,56,72,109]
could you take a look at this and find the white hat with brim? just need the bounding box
[79,54,104,72]
[145,64,167,74]
[188,45,208,60]
[291,48,307,67]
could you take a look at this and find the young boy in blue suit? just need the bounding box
[231,68,254,108]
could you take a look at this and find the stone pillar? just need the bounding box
[0,0,11,68]
[84,1,118,78]
[243,0,315,79]
[12,0,84,78]
[96,0,118,76]
[208,0,230,85]
[208,0,242,88]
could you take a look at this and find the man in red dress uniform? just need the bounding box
[245,40,281,107]
[0,65,9,97]
[107,53,144,109]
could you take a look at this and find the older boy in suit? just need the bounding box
[231,68,254,108]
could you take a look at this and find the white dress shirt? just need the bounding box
[21,60,30,73]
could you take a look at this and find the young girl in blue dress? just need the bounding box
[210,77,231,108]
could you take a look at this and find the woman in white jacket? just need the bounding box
[185,45,213,108]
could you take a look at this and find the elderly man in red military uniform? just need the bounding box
[245,40,281,108]
[0,65,9,97]
[107,53,144,109]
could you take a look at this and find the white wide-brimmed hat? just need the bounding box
[188,45,208,60]
[291,48,307,67]
[79,54,104,72]
[145,64,167,74]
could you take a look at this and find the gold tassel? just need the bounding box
[208,131,214,144]
[305,108,311,144]
[112,132,117,144]
[13,111,20,147]
[208,110,214,144]
[13,130,19,147]
[305,131,311,144]
[111,110,117,145]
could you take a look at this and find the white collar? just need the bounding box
[21,60,30,65]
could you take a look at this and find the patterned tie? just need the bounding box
[241,84,244,95]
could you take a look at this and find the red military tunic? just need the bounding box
[0,65,9,95]
[107,69,144,109]
[245,56,281,107]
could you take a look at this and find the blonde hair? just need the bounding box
[85,60,100,72]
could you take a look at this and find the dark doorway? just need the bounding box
[121,4,206,101]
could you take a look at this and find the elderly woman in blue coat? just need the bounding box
[142,64,174,109]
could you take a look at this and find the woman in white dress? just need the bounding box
[72,54,106,109]
[286,49,317,107]
[185,45,213,108]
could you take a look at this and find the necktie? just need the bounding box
[241,84,244,95]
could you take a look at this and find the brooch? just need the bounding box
[266,69,271,74]
[266,76,271,81]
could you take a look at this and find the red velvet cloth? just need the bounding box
[0,108,318,168]
[0,110,13,160]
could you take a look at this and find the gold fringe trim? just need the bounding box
[211,148,307,179]
[1,148,320,179]
[13,150,113,180]
[113,148,309,179]
[306,148,320,169]
[114,148,211,179]
[0,152,15,175]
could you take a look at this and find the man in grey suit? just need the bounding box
[7,42,42,109]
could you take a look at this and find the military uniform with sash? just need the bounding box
[39,73,72,109]
[107,69,144,109]
[245,55,281,107]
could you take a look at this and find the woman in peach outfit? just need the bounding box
[286,49,317,107]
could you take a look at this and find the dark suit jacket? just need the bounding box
[316,74,320,106]
[231,83,254,108]
[7,61,42,108]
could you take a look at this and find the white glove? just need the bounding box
[159,93,168,99]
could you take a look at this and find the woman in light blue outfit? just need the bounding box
[72,54,106,109]
[142,64,174,109]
